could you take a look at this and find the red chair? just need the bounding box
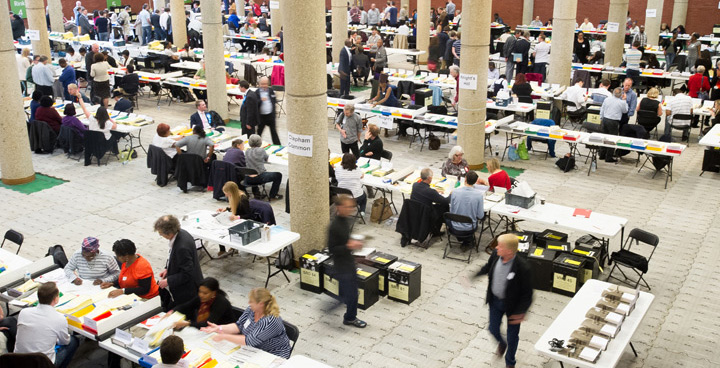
[525,73,543,84]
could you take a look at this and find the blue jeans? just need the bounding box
[533,62,547,81]
[154,27,166,40]
[55,335,79,368]
[246,171,282,198]
[356,192,367,213]
[98,32,109,41]
[526,137,556,157]
[665,53,675,71]
[336,271,358,322]
[142,26,152,45]
[488,295,521,367]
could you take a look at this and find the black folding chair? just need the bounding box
[237,167,268,199]
[330,186,366,229]
[442,213,477,263]
[271,85,286,117]
[1,230,24,255]
[381,150,392,161]
[669,113,693,145]
[283,320,300,355]
[606,228,659,290]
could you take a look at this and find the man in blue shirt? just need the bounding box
[619,78,637,129]
[599,87,629,162]
[449,171,484,246]
[387,2,398,26]
[58,59,76,101]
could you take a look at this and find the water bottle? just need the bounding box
[495,145,500,157]
[591,161,597,172]
[24,271,31,281]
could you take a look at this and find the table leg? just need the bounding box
[264,256,291,288]
[629,341,638,357]
[587,147,597,176]
[665,157,673,189]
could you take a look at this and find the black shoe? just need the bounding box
[269,194,284,201]
[496,342,507,357]
[400,235,409,247]
[605,158,617,163]
[343,318,367,328]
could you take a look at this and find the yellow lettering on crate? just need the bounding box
[358,288,365,305]
[378,275,385,292]
[376,257,391,264]
[388,282,409,301]
[548,245,564,250]
[534,248,544,256]
[323,275,339,296]
[357,270,372,278]
[564,259,582,266]
[300,269,320,287]
[553,273,577,293]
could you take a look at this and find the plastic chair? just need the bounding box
[1,229,24,255]
[606,228,659,290]
[442,213,477,263]
[237,167,268,199]
[381,150,393,161]
[670,113,693,145]
[636,109,662,139]
[283,320,300,355]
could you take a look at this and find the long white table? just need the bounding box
[699,124,720,148]
[181,210,300,288]
[534,279,654,368]
[496,121,587,161]
[0,250,56,292]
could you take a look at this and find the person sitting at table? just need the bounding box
[100,239,159,299]
[336,153,367,214]
[61,103,87,138]
[448,170,484,246]
[112,91,133,113]
[67,47,83,63]
[638,87,663,120]
[35,96,63,134]
[359,123,383,158]
[64,236,120,286]
[155,335,185,368]
[488,62,500,81]
[369,74,400,107]
[76,92,117,141]
[115,64,139,96]
[245,134,283,200]
[200,288,292,359]
[352,47,371,87]
[29,90,42,122]
[238,23,254,52]
[169,277,234,329]
[441,145,469,177]
[559,78,588,112]
[590,79,612,104]
[118,50,134,68]
[152,123,182,163]
[223,139,246,167]
[511,73,533,104]
[190,100,222,130]
[177,125,215,163]
[525,118,557,158]
[688,65,711,99]
[215,181,252,255]
[410,168,450,238]
[67,84,91,104]
[477,158,512,192]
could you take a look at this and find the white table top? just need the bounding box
[490,202,627,239]
[699,124,720,148]
[487,100,536,113]
[534,279,654,368]
[580,133,685,157]
[181,210,300,257]
[496,121,587,143]
[0,247,32,270]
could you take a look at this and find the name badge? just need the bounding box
[122,276,127,281]
[243,319,251,329]
[507,272,515,280]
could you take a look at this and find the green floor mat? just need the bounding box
[226,120,243,130]
[478,166,525,178]
[0,173,67,194]
[350,85,371,92]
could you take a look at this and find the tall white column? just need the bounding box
[284,0,330,259]
[547,0,578,85]
[331,0,347,65]
[644,0,664,47]
[671,0,688,30]
[202,0,229,120]
[26,0,51,58]
[522,0,534,25]
[416,0,429,64]
[270,0,283,37]
[605,0,629,67]
[171,0,187,47]
[458,0,491,169]
[48,0,64,33]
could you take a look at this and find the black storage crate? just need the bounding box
[552,254,587,297]
[356,264,380,310]
[536,229,568,248]
[505,192,535,209]
[358,252,398,296]
[544,240,570,253]
[515,231,536,259]
[571,245,601,283]
[414,88,433,107]
[527,246,557,291]
[299,250,326,294]
[322,258,340,297]
[387,260,421,304]
[228,220,263,245]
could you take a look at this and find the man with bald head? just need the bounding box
[339,38,354,97]
[256,77,280,145]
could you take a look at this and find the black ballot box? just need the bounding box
[535,101,552,120]
[571,245,602,283]
[515,231,537,259]
[552,254,587,297]
[527,246,558,291]
[414,88,433,107]
[575,234,607,267]
[356,264,380,310]
[322,258,340,298]
[358,252,398,296]
[387,260,422,304]
[299,250,327,294]
[544,240,570,253]
[536,229,569,248]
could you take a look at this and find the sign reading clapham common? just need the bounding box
[287,132,313,157]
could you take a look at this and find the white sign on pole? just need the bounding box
[646,9,657,18]
[459,73,478,90]
[376,115,394,129]
[269,1,279,9]
[605,22,619,33]
[287,132,313,157]
[26,30,40,41]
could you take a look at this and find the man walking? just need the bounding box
[338,39,353,97]
[138,4,152,45]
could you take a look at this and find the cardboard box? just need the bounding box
[552,254,586,297]
[527,246,557,291]
[387,260,421,304]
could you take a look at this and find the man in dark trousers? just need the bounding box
[409,168,450,241]
[154,215,204,311]
[151,10,163,40]
[239,80,260,136]
[256,77,280,145]
[327,196,367,328]
[338,38,354,97]
[474,234,533,368]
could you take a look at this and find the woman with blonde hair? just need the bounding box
[201,288,291,358]
[216,181,276,256]
[477,158,511,192]
[17,48,31,96]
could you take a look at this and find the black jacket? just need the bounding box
[477,251,533,316]
[175,153,207,192]
[190,110,224,130]
[327,216,355,274]
[151,13,161,29]
[29,120,57,153]
[395,198,433,242]
[410,181,450,207]
[85,51,96,80]
[173,294,235,328]
[11,16,24,40]
[166,229,204,307]
[209,160,239,200]
[512,38,531,66]
[240,90,261,128]
[338,46,352,75]
[120,73,139,94]
[147,144,174,187]
[359,136,383,158]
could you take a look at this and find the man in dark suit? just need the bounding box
[77,7,93,37]
[190,100,214,129]
[151,10,163,40]
[85,43,98,82]
[474,234,533,368]
[256,77,280,145]
[410,168,450,238]
[154,215,204,311]
[239,80,259,136]
[338,38,354,97]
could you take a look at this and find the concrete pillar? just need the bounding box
[605,0,629,67]
[202,0,229,120]
[522,0,534,25]
[48,0,64,33]
[401,0,409,20]
[26,0,51,58]
[416,0,430,64]
[170,0,187,48]
[671,0,688,30]
[283,0,329,259]
[0,0,35,185]
[547,0,577,85]
[644,0,664,47]
[270,0,283,38]
[458,0,491,169]
[331,0,347,65]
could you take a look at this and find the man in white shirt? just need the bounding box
[665,91,693,137]
[360,6,368,25]
[532,34,551,79]
[138,4,152,45]
[579,18,594,31]
[397,22,410,36]
[367,3,380,26]
[160,7,170,35]
[560,80,588,112]
[530,16,543,27]
[15,282,78,368]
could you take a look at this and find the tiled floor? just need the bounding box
[2,53,719,368]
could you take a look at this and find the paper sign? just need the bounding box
[646,9,656,18]
[130,338,150,354]
[605,22,619,33]
[269,0,279,9]
[459,73,478,90]
[83,316,98,332]
[114,328,133,344]
[287,132,313,157]
[376,115,394,129]
[26,29,40,41]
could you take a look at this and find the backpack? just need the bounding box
[555,154,576,172]
[428,132,441,150]
[274,245,295,270]
[46,244,68,268]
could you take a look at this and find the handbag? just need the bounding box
[517,140,529,160]
[507,144,519,161]
[698,76,710,100]
[370,198,393,223]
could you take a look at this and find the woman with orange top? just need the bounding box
[100,239,159,299]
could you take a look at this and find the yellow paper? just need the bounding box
[356,270,372,277]
[564,259,582,266]
[375,257,391,264]
[534,248,544,256]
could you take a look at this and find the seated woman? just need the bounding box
[335,153,367,214]
[245,134,283,200]
[64,237,120,286]
[176,125,215,163]
[638,87,663,123]
[100,239,159,299]
[511,73,533,103]
[441,146,468,177]
[76,90,117,141]
[477,158,512,192]
[201,288,291,359]
[170,277,234,329]
[61,104,87,138]
[35,95,63,133]
[152,123,182,163]
[369,74,401,108]
[29,90,42,122]
[359,124,383,158]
